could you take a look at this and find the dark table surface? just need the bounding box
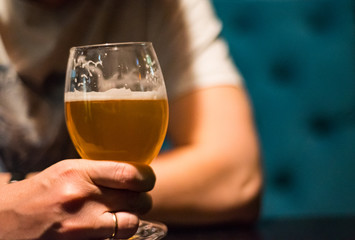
[164,216,355,240]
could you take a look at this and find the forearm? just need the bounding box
[0,183,18,238]
[145,86,262,226]
[0,177,49,239]
[148,143,261,225]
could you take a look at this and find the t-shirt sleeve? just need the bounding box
[148,0,242,100]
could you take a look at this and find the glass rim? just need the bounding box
[70,42,153,52]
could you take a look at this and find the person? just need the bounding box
[0,0,262,238]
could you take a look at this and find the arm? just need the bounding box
[0,172,10,184]
[147,86,262,225]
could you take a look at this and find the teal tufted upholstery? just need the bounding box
[212,0,355,218]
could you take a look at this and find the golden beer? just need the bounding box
[65,98,168,164]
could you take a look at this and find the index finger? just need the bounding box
[81,160,156,192]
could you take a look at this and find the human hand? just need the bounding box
[0,159,155,240]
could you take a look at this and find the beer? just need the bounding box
[65,91,168,164]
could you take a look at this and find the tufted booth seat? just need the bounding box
[212,0,355,219]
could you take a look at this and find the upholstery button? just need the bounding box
[270,60,295,84]
[307,4,333,34]
[272,167,293,191]
[234,13,256,33]
[309,116,333,137]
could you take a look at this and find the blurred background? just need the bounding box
[211,0,355,219]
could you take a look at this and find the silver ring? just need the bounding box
[111,212,118,239]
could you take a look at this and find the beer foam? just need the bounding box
[65,87,166,101]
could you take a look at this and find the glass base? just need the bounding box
[106,220,167,240]
[128,220,167,240]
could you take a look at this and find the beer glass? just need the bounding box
[64,42,168,239]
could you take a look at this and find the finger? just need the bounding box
[96,188,153,215]
[38,211,139,240]
[80,160,156,192]
[101,212,139,239]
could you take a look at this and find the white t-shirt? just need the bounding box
[0,0,242,172]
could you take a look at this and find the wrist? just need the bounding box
[0,173,11,185]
